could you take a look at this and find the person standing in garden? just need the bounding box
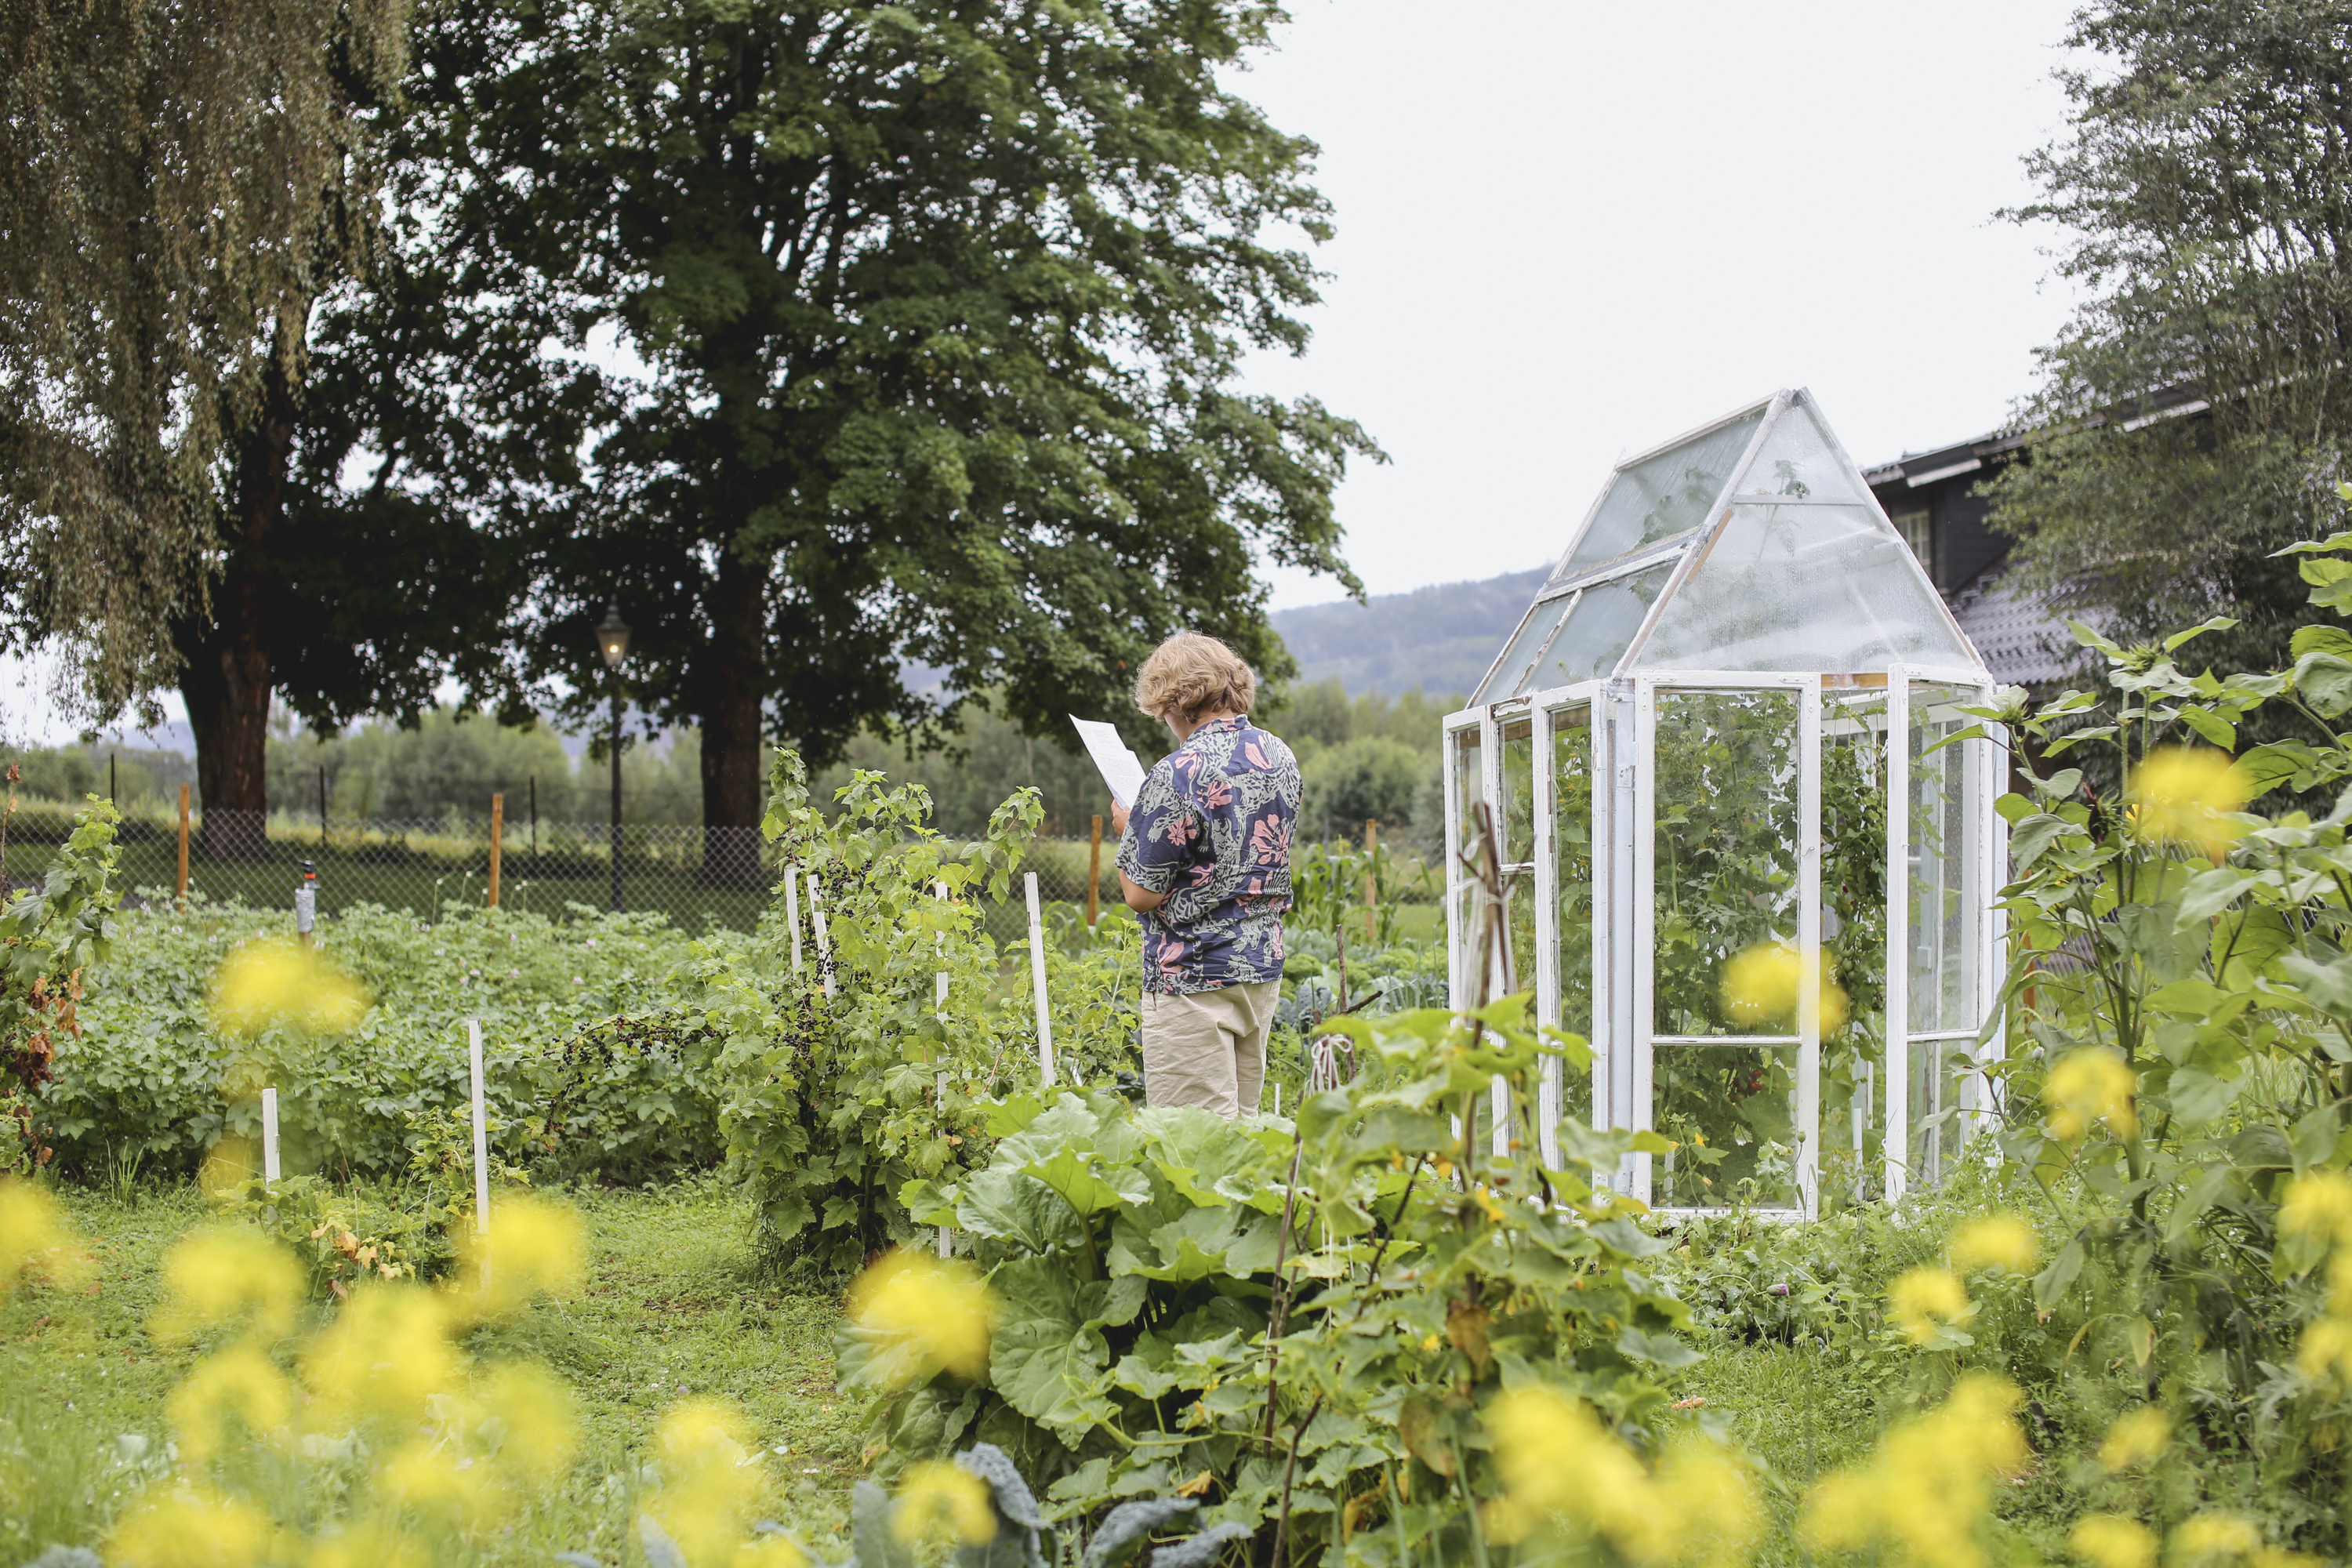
[1110,633,1301,1117]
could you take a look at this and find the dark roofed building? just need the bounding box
[1867,386,2214,688]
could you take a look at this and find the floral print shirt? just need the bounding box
[1117,715,1301,994]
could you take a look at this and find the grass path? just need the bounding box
[0,1178,863,1563]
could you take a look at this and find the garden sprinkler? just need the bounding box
[295,860,318,949]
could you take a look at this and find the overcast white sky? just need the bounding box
[2,0,2088,744]
[1242,0,2085,609]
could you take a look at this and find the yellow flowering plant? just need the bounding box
[1963,535,2352,1548]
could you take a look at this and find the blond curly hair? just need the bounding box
[1133,632,1257,726]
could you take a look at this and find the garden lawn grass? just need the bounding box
[0,1177,866,1564]
[1671,1338,1891,1564]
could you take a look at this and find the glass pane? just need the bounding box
[1630,501,1976,673]
[1652,688,1799,1036]
[1653,1045,1799,1209]
[1552,703,1596,1129]
[1821,685,1890,1209]
[1723,401,1867,505]
[1451,727,1483,1000]
[1497,716,1536,997]
[1909,1036,1973,1185]
[1558,409,1766,576]
[1471,593,1577,706]
[1907,685,1979,1035]
[1534,562,1675,687]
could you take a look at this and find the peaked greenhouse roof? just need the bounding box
[1468,388,1986,705]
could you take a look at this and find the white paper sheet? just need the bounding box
[1069,716,1149,808]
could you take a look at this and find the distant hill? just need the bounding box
[1269,565,1550,700]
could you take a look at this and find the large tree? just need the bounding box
[397,0,1377,881]
[1987,0,2352,674]
[0,0,597,848]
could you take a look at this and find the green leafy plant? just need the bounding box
[697,750,1044,1277]
[1955,513,2352,1547]
[1,792,118,1172]
[876,993,1700,1564]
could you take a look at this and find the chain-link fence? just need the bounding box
[0,797,1443,942]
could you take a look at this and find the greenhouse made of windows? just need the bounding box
[1443,387,2009,1216]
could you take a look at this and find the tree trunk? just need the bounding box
[699,540,768,887]
[176,348,300,861]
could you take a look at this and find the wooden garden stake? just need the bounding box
[467,1018,491,1290]
[488,793,503,909]
[176,785,190,907]
[1087,815,1102,928]
[1363,818,1378,943]
[1025,870,1054,1085]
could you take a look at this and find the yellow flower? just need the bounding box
[301,1283,459,1425]
[1800,1374,2026,1568]
[2043,1048,2139,1140]
[305,1523,427,1568]
[481,1360,579,1476]
[381,1436,500,1527]
[1947,1214,2039,1274]
[303,1523,428,1568]
[210,935,372,1039]
[452,1193,586,1319]
[2096,1406,2170,1471]
[168,1339,294,1464]
[1483,1384,1757,1565]
[109,1487,279,1568]
[2072,1515,2160,1568]
[2130,747,2252,857]
[153,1225,304,1345]
[892,1459,998,1546]
[1722,942,1849,1033]
[1888,1266,1973,1345]
[0,1177,82,1296]
[198,1134,260,1200]
[2170,1514,2263,1561]
[648,1398,765,1568]
[2279,1171,2352,1247]
[845,1247,997,1387]
[2299,1316,2352,1382]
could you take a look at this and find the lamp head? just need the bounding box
[595,604,631,671]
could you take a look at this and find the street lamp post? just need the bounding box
[595,604,631,913]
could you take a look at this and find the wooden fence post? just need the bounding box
[176,785,190,907]
[488,793,504,909]
[1087,815,1102,928]
[1363,819,1378,944]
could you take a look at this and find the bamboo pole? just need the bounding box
[1087,815,1103,928]
[1363,819,1378,944]
[488,793,504,909]
[176,786,190,907]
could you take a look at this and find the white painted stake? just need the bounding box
[1025,871,1054,1086]
[935,880,952,1259]
[467,1018,490,1240]
[783,865,804,975]
[809,880,836,999]
[260,1087,281,1185]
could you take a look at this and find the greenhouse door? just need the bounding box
[1632,675,1822,1216]
[1884,667,2007,1200]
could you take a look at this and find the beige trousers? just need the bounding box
[1141,979,1279,1119]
